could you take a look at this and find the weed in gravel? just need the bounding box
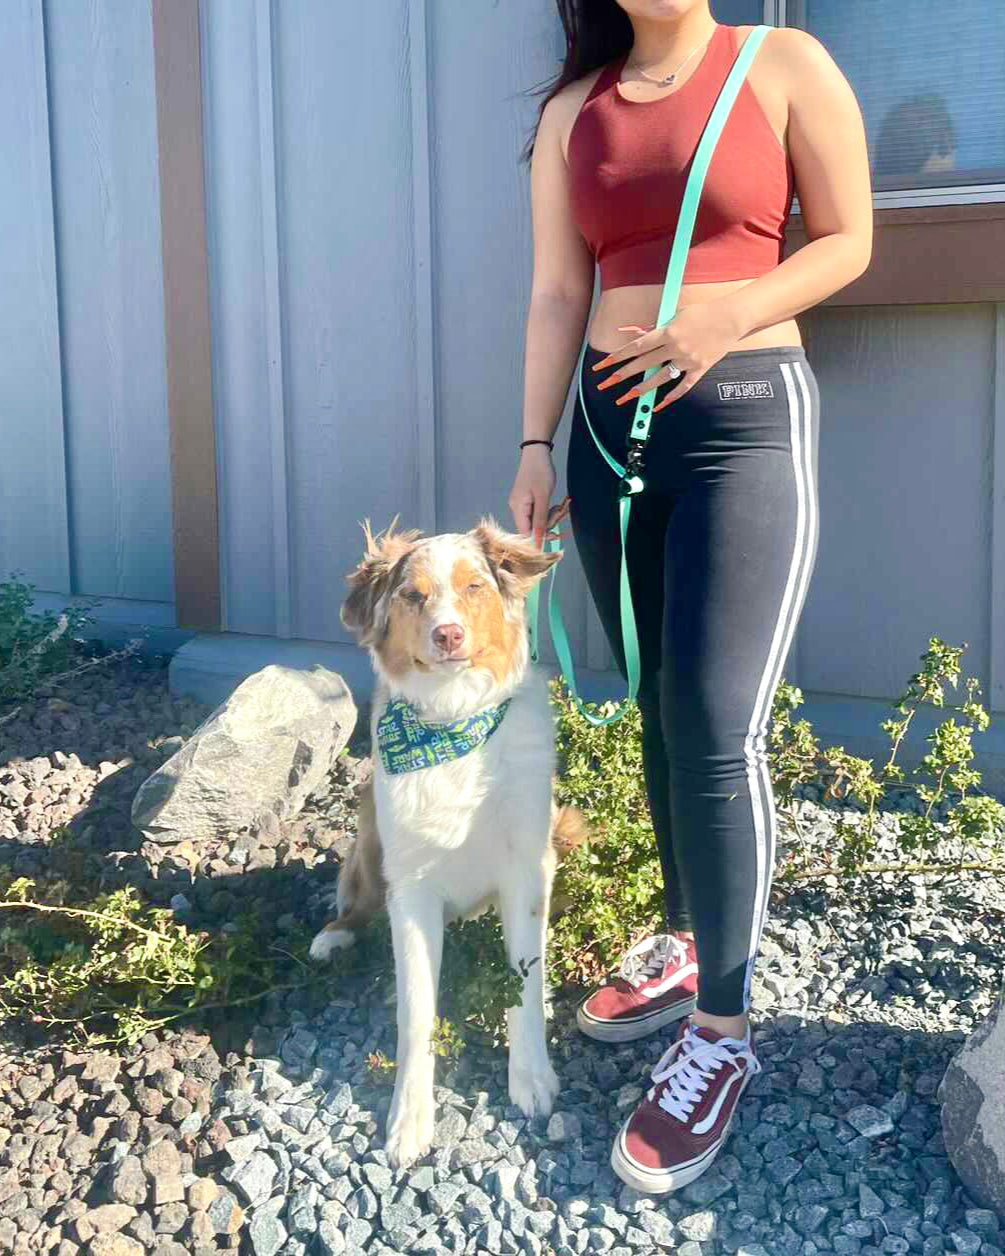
[0,576,143,715]
[0,876,344,1046]
[0,577,94,705]
[771,635,1005,875]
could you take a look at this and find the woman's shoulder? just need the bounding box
[737,21,843,111]
[741,22,835,74]
[546,56,618,125]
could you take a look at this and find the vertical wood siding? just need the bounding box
[0,0,173,604]
[0,1,70,592]
[1,0,1002,716]
[799,304,995,703]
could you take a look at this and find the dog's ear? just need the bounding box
[341,518,422,645]
[471,516,561,598]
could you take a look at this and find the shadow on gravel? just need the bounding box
[0,664,375,1058]
[185,990,980,1255]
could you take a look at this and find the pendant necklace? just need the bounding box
[623,25,717,89]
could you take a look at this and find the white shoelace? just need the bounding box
[618,933,689,989]
[647,1023,761,1123]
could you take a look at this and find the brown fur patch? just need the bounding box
[450,556,523,685]
[549,802,591,919]
[550,803,591,857]
[374,552,437,678]
[471,517,562,598]
[320,780,386,932]
[341,518,422,646]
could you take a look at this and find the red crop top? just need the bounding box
[567,23,794,291]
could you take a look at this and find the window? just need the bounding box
[713,0,763,22]
[770,0,1005,207]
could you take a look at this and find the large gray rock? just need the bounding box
[940,980,1005,1218]
[131,664,356,843]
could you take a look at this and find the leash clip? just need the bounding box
[619,440,647,498]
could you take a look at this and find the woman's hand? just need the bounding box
[590,299,747,412]
[508,447,571,549]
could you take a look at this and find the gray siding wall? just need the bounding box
[2,0,1003,720]
[0,0,174,606]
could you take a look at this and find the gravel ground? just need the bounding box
[0,654,1003,1256]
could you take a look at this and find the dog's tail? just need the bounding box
[550,802,591,858]
[549,801,590,920]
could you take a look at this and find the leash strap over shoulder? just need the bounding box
[528,25,771,727]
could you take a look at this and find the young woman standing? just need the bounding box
[509,0,872,1192]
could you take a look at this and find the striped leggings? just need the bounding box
[568,343,820,1016]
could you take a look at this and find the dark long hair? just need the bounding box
[519,0,634,167]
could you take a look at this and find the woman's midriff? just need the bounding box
[587,277,801,354]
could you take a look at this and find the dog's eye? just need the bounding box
[466,581,484,594]
[401,589,426,606]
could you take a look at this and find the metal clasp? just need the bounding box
[619,440,648,497]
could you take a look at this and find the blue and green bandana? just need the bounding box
[377,695,512,776]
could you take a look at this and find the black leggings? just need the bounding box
[567,343,820,1016]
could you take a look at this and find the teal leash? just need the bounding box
[527,25,771,728]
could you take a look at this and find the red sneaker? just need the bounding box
[576,934,698,1044]
[611,1020,761,1194]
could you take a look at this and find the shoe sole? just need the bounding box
[609,1069,753,1194]
[576,994,698,1044]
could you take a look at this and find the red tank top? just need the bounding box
[567,24,794,291]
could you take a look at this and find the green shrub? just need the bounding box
[0,876,340,1046]
[769,636,1005,875]
[0,576,97,705]
[547,635,1004,985]
[549,693,664,988]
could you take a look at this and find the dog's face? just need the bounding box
[342,518,560,698]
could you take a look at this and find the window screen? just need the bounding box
[712,0,763,22]
[788,1,1005,193]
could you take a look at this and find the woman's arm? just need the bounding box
[717,26,873,341]
[510,93,595,541]
[592,26,873,411]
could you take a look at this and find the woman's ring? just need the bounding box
[666,359,683,380]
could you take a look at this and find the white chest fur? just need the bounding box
[372,671,556,916]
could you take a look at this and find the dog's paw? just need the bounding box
[385,1093,436,1170]
[509,1059,560,1120]
[308,927,355,962]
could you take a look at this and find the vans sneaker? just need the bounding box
[576,933,698,1044]
[611,1018,761,1194]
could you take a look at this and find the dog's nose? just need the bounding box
[432,623,465,653]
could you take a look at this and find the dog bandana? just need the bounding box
[376,695,512,775]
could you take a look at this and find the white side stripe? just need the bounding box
[692,1066,745,1135]
[640,963,700,999]
[751,361,819,967]
[741,361,817,1009]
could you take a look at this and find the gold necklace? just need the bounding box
[623,25,717,88]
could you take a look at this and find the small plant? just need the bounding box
[438,914,527,1047]
[0,875,341,1046]
[549,688,664,987]
[366,1049,396,1082]
[0,866,530,1052]
[0,576,96,704]
[545,636,1005,983]
[770,637,1005,876]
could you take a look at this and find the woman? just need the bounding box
[508,0,872,1193]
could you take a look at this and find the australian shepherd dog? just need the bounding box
[309,518,587,1168]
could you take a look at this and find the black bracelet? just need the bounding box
[520,438,554,451]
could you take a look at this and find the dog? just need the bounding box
[309,517,588,1168]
